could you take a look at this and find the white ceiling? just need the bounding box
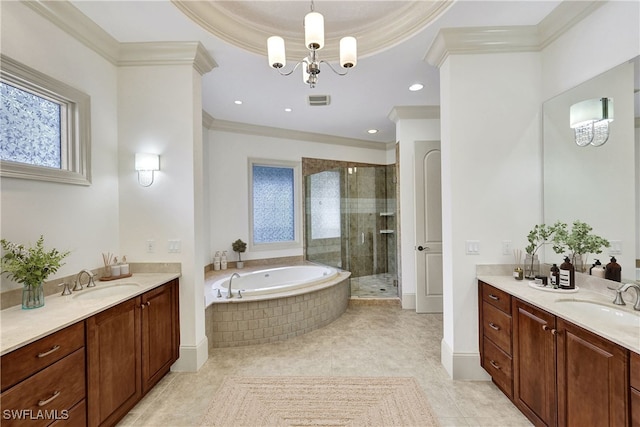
[71,1,562,144]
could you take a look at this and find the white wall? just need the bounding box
[118,64,208,371]
[206,129,389,263]
[0,2,119,291]
[439,52,543,379]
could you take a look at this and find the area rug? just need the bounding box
[200,376,439,426]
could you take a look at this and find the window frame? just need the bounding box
[1,54,91,185]
[248,158,302,252]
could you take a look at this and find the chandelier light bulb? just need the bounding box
[304,11,324,50]
[340,37,357,68]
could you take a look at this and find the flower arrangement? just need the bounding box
[552,220,610,272]
[232,239,247,262]
[1,235,70,287]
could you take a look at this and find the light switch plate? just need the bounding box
[466,240,480,255]
[502,240,512,256]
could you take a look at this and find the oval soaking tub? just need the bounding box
[211,265,339,298]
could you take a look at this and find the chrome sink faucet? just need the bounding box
[612,283,640,311]
[227,273,241,299]
[73,269,96,291]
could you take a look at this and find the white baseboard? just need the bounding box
[401,292,416,309]
[172,336,209,372]
[441,338,491,380]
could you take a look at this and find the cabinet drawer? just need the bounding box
[49,399,86,427]
[483,336,513,399]
[0,348,85,427]
[1,322,85,391]
[632,351,640,391]
[632,387,640,427]
[483,301,512,355]
[482,282,511,314]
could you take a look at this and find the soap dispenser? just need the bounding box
[589,259,605,279]
[549,264,560,288]
[605,256,621,282]
[559,257,575,289]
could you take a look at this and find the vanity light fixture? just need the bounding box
[569,97,614,147]
[135,153,160,187]
[267,0,357,88]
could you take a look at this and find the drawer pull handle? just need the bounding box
[38,390,60,407]
[488,322,500,331]
[489,360,501,370]
[488,294,499,301]
[37,345,60,358]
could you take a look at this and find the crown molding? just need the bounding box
[119,42,217,75]
[388,106,440,123]
[203,117,390,150]
[23,0,120,64]
[425,1,604,68]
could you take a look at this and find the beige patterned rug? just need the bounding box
[200,376,439,426]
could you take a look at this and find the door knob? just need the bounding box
[417,245,430,251]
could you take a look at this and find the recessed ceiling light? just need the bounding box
[367,129,379,134]
[409,83,424,92]
[284,108,292,112]
[234,100,243,105]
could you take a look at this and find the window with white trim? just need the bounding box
[0,55,91,185]
[249,159,301,250]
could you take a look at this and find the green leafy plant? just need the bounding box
[231,239,247,262]
[524,222,562,278]
[552,220,610,270]
[1,236,70,287]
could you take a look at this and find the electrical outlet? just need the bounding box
[146,239,155,253]
[608,240,622,255]
[168,239,181,253]
[466,240,480,255]
[502,240,513,256]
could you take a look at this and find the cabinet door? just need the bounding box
[141,279,179,394]
[512,299,557,427]
[556,318,628,427]
[86,297,141,427]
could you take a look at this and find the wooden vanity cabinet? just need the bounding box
[479,281,631,427]
[0,323,86,427]
[628,351,639,427]
[512,299,557,427]
[478,281,513,398]
[86,279,179,427]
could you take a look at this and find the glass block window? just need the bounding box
[1,82,63,169]
[252,164,295,244]
[0,54,91,185]
[309,170,341,239]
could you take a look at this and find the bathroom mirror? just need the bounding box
[542,56,639,282]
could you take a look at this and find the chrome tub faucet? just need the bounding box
[227,273,241,299]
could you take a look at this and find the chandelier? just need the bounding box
[569,97,614,147]
[267,1,357,88]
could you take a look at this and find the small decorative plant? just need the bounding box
[1,235,70,287]
[525,222,562,278]
[232,239,247,262]
[552,220,610,272]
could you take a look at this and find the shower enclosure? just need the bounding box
[304,162,397,297]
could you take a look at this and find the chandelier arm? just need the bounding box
[274,61,305,77]
[319,60,349,76]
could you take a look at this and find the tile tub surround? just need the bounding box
[477,272,640,354]
[0,272,180,355]
[205,273,350,348]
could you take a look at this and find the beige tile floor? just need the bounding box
[118,302,532,427]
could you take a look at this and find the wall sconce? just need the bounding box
[569,97,614,147]
[134,153,160,187]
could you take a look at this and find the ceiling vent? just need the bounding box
[308,94,331,106]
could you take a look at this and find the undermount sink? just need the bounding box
[72,283,141,300]
[555,299,640,329]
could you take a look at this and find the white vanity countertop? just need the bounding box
[0,273,180,356]
[478,275,640,355]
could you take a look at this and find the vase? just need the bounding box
[237,261,244,269]
[22,283,45,309]
[524,254,540,279]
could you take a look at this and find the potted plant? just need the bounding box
[552,220,610,273]
[232,239,247,268]
[525,222,561,279]
[1,235,70,309]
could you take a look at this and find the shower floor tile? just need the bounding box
[350,273,398,298]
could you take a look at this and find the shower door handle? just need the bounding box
[361,232,365,244]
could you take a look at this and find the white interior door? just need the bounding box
[415,140,443,313]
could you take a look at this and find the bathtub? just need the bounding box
[210,265,338,300]
[205,264,350,348]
